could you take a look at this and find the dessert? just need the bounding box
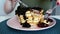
[15,7,53,28]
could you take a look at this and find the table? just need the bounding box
[0,16,60,34]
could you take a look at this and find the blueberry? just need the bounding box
[20,23,24,25]
[37,23,49,28]
[22,23,31,28]
[22,21,31,28]
[47,18,53,22]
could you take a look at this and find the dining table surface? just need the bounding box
[0,15,60,34]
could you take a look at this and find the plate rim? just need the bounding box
[7,16,56,31]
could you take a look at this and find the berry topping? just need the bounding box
[37,23,49,28]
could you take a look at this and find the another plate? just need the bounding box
[7,15,56,31]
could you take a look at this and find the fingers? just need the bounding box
[56,0,60,5]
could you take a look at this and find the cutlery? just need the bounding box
[17,0,28,7]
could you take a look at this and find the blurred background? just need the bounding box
[0,0,60,16]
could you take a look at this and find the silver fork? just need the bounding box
[44,5,57,19]
[17,0,28,7]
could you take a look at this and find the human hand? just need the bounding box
[4,0,18,14]
[56,0,60,5]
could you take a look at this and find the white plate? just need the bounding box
[7,15,56,31]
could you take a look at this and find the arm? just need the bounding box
[4,0,17,14]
